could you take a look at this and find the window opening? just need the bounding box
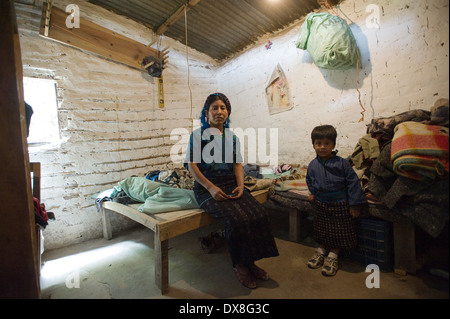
[23,77,60,148]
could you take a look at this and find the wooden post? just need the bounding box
[393,220,416,274]
[102,207,113,240]
[0,0,41,298]
[154,231,169,294]
[30,163,41,199]
[289,208,303,242]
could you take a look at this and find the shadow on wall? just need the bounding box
[302,23,371,90]
[301,23,373,116]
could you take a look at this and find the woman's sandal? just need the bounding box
[248,264,270,281]
[233,266,257,289]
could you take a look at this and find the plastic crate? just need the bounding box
[346,218,394,272]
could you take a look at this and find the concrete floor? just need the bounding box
[39,208,449,300]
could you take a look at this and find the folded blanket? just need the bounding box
[391,121,449,182]
[114,177,199,214]
[273,179,308,192]
[287,189,311,198]
[244,175,274,191]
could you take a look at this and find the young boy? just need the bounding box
[306,125,366,276]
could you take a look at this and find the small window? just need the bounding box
[23,77,60,147]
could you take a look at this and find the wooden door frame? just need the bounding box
[0,0,41,299]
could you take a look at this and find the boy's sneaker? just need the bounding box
[307,251,325,269]
[321,257,338,276]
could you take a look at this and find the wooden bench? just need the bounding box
[101,188,269,294]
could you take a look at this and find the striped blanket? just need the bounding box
[391,121,449,182]
[273,179,309,192]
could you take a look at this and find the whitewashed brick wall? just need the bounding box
[17,0,218,249]
[217,0,449,167]
[16,0,449,249]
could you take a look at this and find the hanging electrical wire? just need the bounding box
[318,0,339,16]
[356,52,365,122]
[184,5,193,124]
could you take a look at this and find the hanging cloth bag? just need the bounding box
[296,12,360,70]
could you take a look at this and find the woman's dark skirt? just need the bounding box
[194,176,279,266]
[312,199,357,251]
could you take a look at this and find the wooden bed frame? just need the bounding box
[101,188,269,294]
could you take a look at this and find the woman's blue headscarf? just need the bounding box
[200,93,231,129]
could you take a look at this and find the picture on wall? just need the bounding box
[265,63,292,115]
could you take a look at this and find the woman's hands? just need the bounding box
[188,162,245,202]
[230,186,244,199]
[208,185,229,201]
[349,206,360,218]
[208,185,244,201]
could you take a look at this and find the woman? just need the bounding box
[185,93,279,289]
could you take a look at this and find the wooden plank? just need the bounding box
[393,220,417,274]
[156,0,201,35]
[39,4,158,70]
[30,162,41,200]
[158,211,216,242]
[252,188,269,204]
[0,0,40,299]
[103,202,158,232]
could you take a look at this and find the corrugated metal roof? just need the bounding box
[88,0,339,62]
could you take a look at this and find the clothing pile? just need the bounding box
[272,164,292,174]
[265,166,314,213]
[350,98,449,238]
[243,164,263,178]
[243,164,308,193]
[34,197,49,228]
[243,163,304,192]
[145,167,195,190]
[244,175,274,192]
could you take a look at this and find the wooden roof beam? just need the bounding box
[155,0,201,36]
[39,3,159,71]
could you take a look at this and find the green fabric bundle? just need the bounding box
[296,12,360,70]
